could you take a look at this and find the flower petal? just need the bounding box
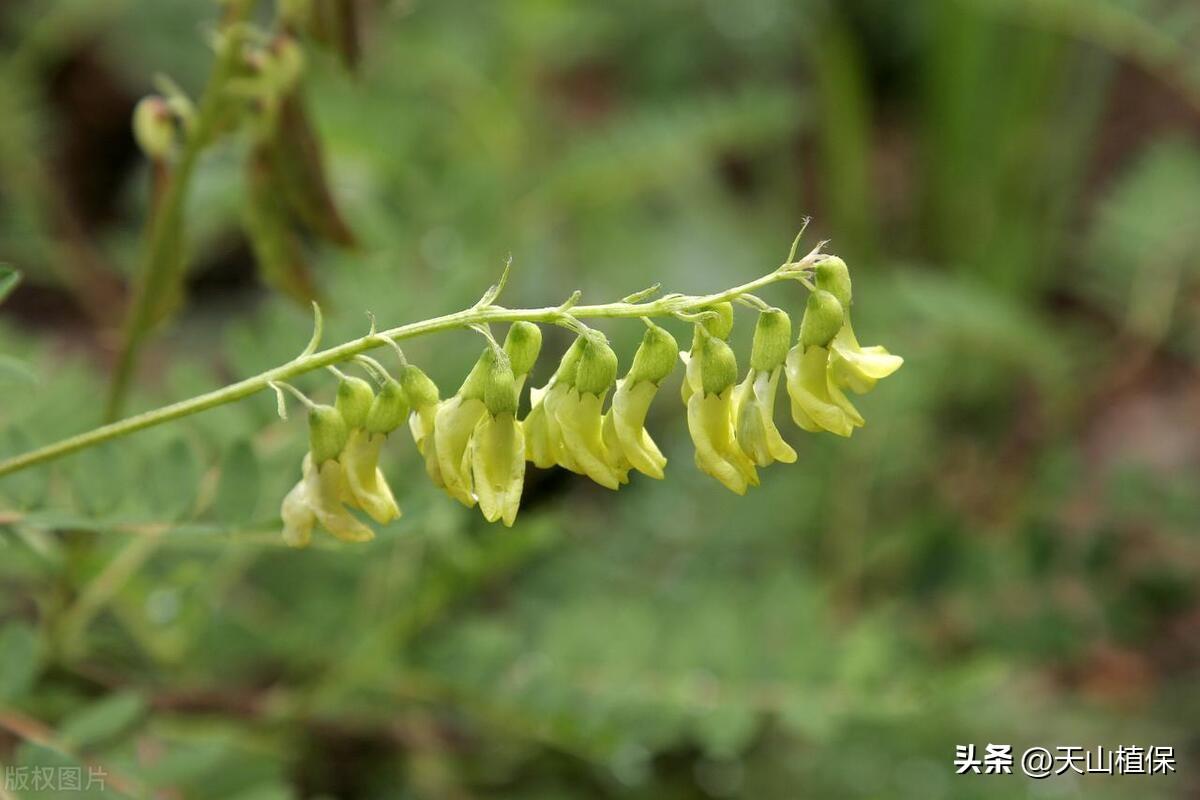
[306,457,374,542]
[687,388,758,494]
[472,412,526,526]
[555,389,621,490]
[612,379,667,479]
[340,429,401,524]
[434,396,486,506]
[785,345,856,437]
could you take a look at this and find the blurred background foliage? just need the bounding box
[1,0,1199,797]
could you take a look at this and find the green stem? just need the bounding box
[104,4,253,422]
[0,255,821,479]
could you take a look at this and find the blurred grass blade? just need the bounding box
[0,265,21,305]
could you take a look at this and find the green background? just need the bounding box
[1,0,1197,797]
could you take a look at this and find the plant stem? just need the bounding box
[0,254,821,479]
[104,4,253,422]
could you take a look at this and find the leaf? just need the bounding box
[209,440,261,523]
[0,621,40,701]
[0,265,20,304]
[142,437,200,520]
[59,691,146,751]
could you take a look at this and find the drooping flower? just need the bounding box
[554,335,623,489]
[815,257,903,394]
[471,354,526,526]
[402,364,445,488]
[434,352,491,507]
[684,325,760,494]
[602,322,677,481]
[523,338,585,471]
[732,309,797,466]
[337,375,408,524]
[280,403,374,547]
[785,290,864,437]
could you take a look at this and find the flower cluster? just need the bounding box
[279,256,902,545]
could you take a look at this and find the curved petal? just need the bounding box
[735,369,796,466]
[785,346,856,437]
[472,412,526,526]
[686,389,758,494]
[612,379,666,479]
[306,458,374,542]
[409,406,444,487]
[522,395,557,469]
[555,389,621,490]
[830,324,903,394]
[340,430,401,524]
[541,382,581,473]
[435,396,486,506]
[280,478,315,548]
[601,408,632,484]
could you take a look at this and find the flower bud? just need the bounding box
[503,321,542,378]
[335,375,375,429]
[750,309,792,372]
[575,336,618,395]
[553,337,586,385]
[697,330,738,396]
[700,301,734,339]
[484,358,518,416]
[132,96,175,160]
[400,364,439,409]
[267,35,305,91]
[365,377,409,434]
[815,257,852,309]
[627,323,678,385]
[308,404,348,463]
[799,290,845,349]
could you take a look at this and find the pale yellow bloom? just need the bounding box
[434,395,486,506]
[683,328,759,493]
[471,411,525,526]
[281,454,374,547]
[339,428,401,524]
[784,344,863,437]
[733,367,796,466]
[829,323,904,394]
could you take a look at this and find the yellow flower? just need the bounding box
[814,255,903,395]
[732,309,796,467]
[684,327,759,493]
[829,323,904,394]
[602,322,677,481]
[554,335,623,489]
[785,289,864,437]
[281,454,375,546]
[434,394,486,506]
[523,338,585,471]
[471,356,526,526]
[733,368,796,466]
[785,344,863,437]
[402,364,445,489]
[338,428,400,524]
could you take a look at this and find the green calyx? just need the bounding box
[750,309,792,372]
[132,96,174,159]
[503,321,542,378]
[815,257,852,309]
[308,404,348,463]
[457,348,497,401]
[799,290,845,349]
[627,323,679,385]
[365,378,409,434]
[575,335,618,395]
[335,375,375,429]
[700,301,734,339]
[400,364,440,409]
[484,357,518,416]
[697,328,738,395]
[553,337,587,386]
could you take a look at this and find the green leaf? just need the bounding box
[210,439,260,523]
[143,437,199,520]
[0,265,19,304]
[59,691,146,751]
[0,621,40,701]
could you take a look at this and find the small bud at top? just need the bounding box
[799,290,845,349]
[750,309,792,372]
[335,375,375,429]
[697,329,738,395]
[400,364,440,409]
[132,96,175,160]
[627,323,679,385]
[815,257,852,309]
[365,377,409,434]
[575,336,618,395]
[503,321,542,378]
[484,358,518,416]
[308,404,348,463]
[700,302,735,340]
